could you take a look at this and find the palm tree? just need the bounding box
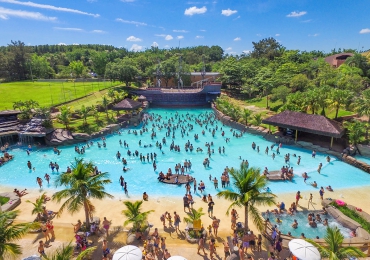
[0,210,36,259]
[57,106,72,129]
[78,105,92,125]
[253,113,263,126]
[327,89,353,119]
[183,207,205,224]
[99,95,110,119]
[44,242,96,260]
[26,192,45,221]
[90,105,100,124]
[344,120,365,146]
[52,158,113,227]
[217,165,276,231]
[122,200,154,232]
[241,108,252,125]
[355,89,370,139]
[307,226,365,260]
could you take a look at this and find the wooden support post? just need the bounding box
[330,137,334,148]
[295,129,298,142]
[269,125,271,134]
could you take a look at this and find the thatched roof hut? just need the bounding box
[138,95,147,102]
[113,98,142,111]
[262,110,344,138]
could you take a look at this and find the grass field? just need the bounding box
[0,80,121,110]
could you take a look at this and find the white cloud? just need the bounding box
[199,29,206,32]
[91,29,106,33]
[72,43,79,45]
[121,0,135,2]
[151,42,158,48]
[221,8,237,16]
[243,50,251,54]
[184,6,207,16]
[126,35,142,42]
[256,33,262,37]
[195,35,204,39]
[301,19,312,23]
[225,47,232,51]
[229,51,236,55]
[0,0,99,17]
[359,28,370,34]
[173,29,188,33]
[177,35,184,39]
[57,42,66,45]
[275,34,280,36]
[130,44,142,52]
[286,11,307,18]
[155,34,173,40]
[54,27,83,31]
[0,7,57,21]
[116,18,147,26]
[234,37,241,41]
[308,33,319,37]
[164,45,170,49]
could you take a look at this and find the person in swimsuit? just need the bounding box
[38,240,46,257]
[163,248,171,260]
[44,173,50,185]
[242,231,250,253]
[212,216,220,237]
[249,231,256,251]
[72,220,82,233]
[160,237,166,252]
[197,234,206,255]
[46,220,55,240]
[209,238,216,259]
[103,217,111,236]
[174,212,181,234]
[223,241,230,260]
[36,177,43,189]
[102,239,110,259]
[41,223,50,241]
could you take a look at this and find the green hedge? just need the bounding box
[0,196,9,205]
[331,202,370,234]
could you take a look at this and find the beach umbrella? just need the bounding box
[168,256,188,260]
[112,245,142,260]
[288,239,321,260]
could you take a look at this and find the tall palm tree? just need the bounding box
[253,113,263,126]
[217,165,276,231]
[26,192,45,221]
[183,207,205,224]
[355,89,370,139]
[344,120,365,146]
[99,95,110,119]
[307,226,365,260]
[57,106,72,129]
[122,201,154,232]
[241,108,252,125]
[327,89,353,119]
[44,242,96,260]
[52,158,113,227]
[78,105,92,125]
[0,210,37,259]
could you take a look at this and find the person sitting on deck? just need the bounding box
[276,202,285,213]
[310,181,318,188]
[263,167,269,175]
[326,185,333,191]
[174,176,179,184]
[158,171,165,181]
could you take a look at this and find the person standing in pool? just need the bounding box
[119,176,124,188]
[44,173,50,185]
[36,177,43,188]
[27,161,32,170]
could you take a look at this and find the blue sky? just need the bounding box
[0,0,369,54]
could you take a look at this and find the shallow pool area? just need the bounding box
[265,211,352,239]
[1,108,370,197]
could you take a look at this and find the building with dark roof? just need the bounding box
[324,53,353,68]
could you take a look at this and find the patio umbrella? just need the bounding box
[168,256,188,260]
[112,245,142,260]
[288,239,321,260]
[22,256,41,260]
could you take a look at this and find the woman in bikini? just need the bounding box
[41,223,50,242]
[212,216,220,237]
[46,220,55,240]
[103,217,111,236]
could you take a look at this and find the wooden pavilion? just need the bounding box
[112,98,142,111]
[262,110,345,147]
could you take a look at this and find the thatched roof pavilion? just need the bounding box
[113,98,142,111]
[138,95,147,102]
[262,110,345,147]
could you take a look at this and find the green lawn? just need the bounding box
[0,196,10,205]
[0,80,121,110]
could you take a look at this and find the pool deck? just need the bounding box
[159,174,194,185]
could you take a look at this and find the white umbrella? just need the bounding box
[168,256,188,260]
[288,239,321,260]
[112,245,142,260]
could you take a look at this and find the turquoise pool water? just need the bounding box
[264,211,351,238]
[1,108,370,197]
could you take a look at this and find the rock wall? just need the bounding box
[342,155,370,174]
